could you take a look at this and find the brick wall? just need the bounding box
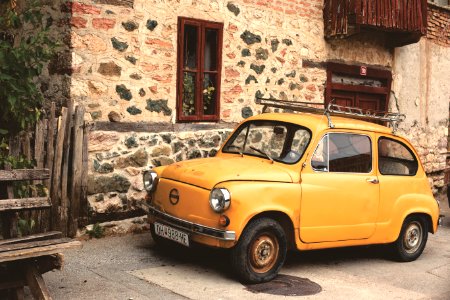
[427,2,450,46]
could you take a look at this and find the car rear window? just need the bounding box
[378,137,418,176]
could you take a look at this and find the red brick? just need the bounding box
[146,39,173,49]
[222,109,231,118]
[225,67,240,78]
[152,74,172,83]
[142,63,159,72]
[92,18,116,30]
[150,86,158,93]
[306,84,316,92]
[227,23,238,33]
[226,53,236,59]
[70,16,87,28]
[72,2,101,15]
[276,56,286,64]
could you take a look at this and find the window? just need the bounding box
[177,18,223,122]
[325,63,392,120]
[378,138,418,176]
[312,133,372,173]
[223,121,311,164]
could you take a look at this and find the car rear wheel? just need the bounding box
[392,215,428,262]
[231,218,287,283]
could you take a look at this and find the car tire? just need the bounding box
[392,215,428,262]
[231,217,287,283]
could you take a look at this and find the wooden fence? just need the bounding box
[324,0,428,38]
[0,101,88,238]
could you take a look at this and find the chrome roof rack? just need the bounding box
[255,97,405,133]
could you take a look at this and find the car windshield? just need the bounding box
[222,120,311,164]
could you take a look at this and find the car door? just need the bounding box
[299,131,380,243]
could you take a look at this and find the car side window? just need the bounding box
[378,137,418,176]
[311,133,372,173]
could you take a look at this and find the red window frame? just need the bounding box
[325,62,392,113]
[176,17,223,122]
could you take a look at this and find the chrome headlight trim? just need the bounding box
[209,188,231,213]
[143,170,158,192]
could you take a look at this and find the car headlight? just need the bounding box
[209,188,231,213]
[143,170,158,192]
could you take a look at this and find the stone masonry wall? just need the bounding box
[65,0,396,218]
[392,5,450,200]
[68,0,393,123]
[87,129,232,218]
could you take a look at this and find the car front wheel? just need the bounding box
[231,218,287,283]
[392,215,428,262]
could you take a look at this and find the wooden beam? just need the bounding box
[0,232,62,246]
[0,240,81,263]
[24,264,52,300]
[0,169,50,181]
[68,106,85,237]
[0,197,51,212]
[92,121,236,133]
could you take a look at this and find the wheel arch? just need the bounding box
[246,211,296,250]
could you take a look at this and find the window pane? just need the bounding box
[203,73,217,115]
[182,72,196,116]
[204,29,218,71]
[329,134,372,173]
[378,138,418,175]
[312,135,329,171]
[184,25,198,70]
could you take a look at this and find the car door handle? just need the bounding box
[366,178,379,184]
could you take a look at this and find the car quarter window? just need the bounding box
[378,137,418,176]
[311,133,372,173]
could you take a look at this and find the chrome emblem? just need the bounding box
[169,189,179,205]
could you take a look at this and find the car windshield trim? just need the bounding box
[222,120,312,165]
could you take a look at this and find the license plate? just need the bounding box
[154,222,189,247]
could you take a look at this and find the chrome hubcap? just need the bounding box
[403,221,422,254]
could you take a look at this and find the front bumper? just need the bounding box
[146,204,236,241]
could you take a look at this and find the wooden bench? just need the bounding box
[0,169,81,300]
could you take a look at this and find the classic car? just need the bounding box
[143,99,441,283]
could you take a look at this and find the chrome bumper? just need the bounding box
[438,214,444,226]
[146,204,236,241]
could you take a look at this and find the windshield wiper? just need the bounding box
[250,146,274,163]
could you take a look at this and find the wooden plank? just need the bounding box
[79,118,89,228]
[14,286,25,300]
[0,231,62,246]
[60,100,74,236]
[0,238,72,253]
[0,197,51,212]
[34,119,46,232]
[0,169,50,181]
[0,240,81,263]
[45,103,56,191]
[24,264,52,300]
[51,108,68,231]
[68,106,85,237]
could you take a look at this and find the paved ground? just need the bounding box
[41,205,450,300]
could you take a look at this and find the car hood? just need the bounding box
[159,156,295,189]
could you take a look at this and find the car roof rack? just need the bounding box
[255,97,406,133]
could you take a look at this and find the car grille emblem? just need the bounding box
[169,189,180,205]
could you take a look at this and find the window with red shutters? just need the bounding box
[177,18,223,122]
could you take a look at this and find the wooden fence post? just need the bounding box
[68,105,85,237]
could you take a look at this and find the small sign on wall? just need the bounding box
[360,66,367,76]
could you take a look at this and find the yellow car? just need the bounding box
[143,99,441,283]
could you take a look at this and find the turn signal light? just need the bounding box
[219,215,230,227]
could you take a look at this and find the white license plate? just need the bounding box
[154,223,189,247]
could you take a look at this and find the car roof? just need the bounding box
[247,112,394,135]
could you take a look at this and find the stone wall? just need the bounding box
[67,0,393,123]
[392,4,450,199]
[41,0,448,219]
[87,128,232,219]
